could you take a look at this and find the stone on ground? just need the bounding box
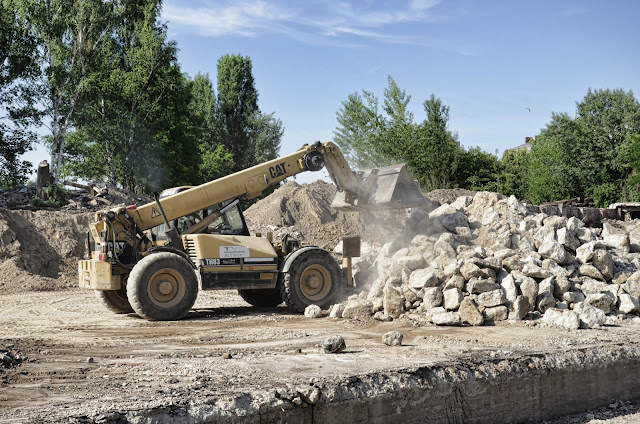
[322,336,346,354]
[431,311,462,326]
[382,331,404,346]
[304,305,322,318]
[542,308,580,330]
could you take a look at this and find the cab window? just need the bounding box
[150,200,248,238]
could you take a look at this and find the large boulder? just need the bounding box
[556,228,581,252]
[408,268,439,290]
[542,308,580,330]
[477,289,506,308]
[579,264,605,281]
[483,306,508,322]
[576,241,595,263]
[431,311,462,326]
[602,223,630,252]
[623,271,640,298]
[304,305,323,318]
[584,293,614,314]
[443,288,464,310]
[458,298,484,326]
[522,262,552,279]
[396,254,425,271]
[573,302,607,329]
[592,250,615,281]
[562,291,586,305]
[536,291,556,314]
[518,278,539,309]
[460,261,484,280]
[509,295,531,320]
[538,241,567,264]
[500,274,518,303]
[383,284,404,318]
[341,300,374,320]
[618,294,640,314]
[543,216,568,230]
[466,279,500,294]
[429,205,469,233]
[382,331,404,346]
[423,287,443,310]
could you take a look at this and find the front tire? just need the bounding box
[238,288,283,307]
[279,249,343,313]
[94,286,133,314]
[127,252,198,321]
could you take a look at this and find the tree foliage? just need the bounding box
[334,76,491,192]
[498,148,529,200]
[524,89,640,206]
[0,0,41,187]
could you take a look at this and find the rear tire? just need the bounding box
[278,249,343,313]
[238,289,283,307]
[94,286,133,314]
[127,252,198,321]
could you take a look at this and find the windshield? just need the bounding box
[151,199,248,238]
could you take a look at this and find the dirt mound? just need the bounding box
[0,209,92,294]
[244,180,407,251]
[426,188,476,205]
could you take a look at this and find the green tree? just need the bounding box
[625,134,640,201]
[334,76,463,191]
[409,94,460,191]
[66,0,184,191]
[0,0,41,187]
[216,54,259,171]
[249,111,283,165]
[456,147,499,191]
[334,90,389,168]
[215,54,282,174]
[189,72,234,183]
[14,0,115,182]
[525,89,640,206]
[499,148,530,200]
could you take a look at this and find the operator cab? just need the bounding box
[150,187,250,241]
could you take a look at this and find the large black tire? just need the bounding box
[127,252,198,321]
[278,249,343,313]
[237,288,283,307]
[94,286,133,314]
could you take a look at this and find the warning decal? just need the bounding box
[151,208,161,218]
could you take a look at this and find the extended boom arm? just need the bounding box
[123,141,425,231]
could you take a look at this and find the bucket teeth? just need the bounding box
[331,164,428,211]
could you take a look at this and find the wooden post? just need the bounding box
[36,161,53,199]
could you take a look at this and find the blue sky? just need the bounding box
[22,0,640,184]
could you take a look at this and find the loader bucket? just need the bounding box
[331,164,428,211]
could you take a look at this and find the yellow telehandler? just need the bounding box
[78,141,426,320]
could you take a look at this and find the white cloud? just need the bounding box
[163,1,295,37]
[162,0,455,49]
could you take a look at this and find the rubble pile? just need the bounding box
[330,192,640,330]
[0,183,151,211]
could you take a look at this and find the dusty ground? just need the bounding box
[2,185,640,422]
[1,288,640,423]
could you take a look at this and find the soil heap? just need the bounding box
[244,180,408,251]
[0,187,151,294]
[329,192,640,329]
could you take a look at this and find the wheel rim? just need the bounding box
[300,264,332,301]
[147,268,186,308]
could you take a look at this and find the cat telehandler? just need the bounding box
[78,141,426,320]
